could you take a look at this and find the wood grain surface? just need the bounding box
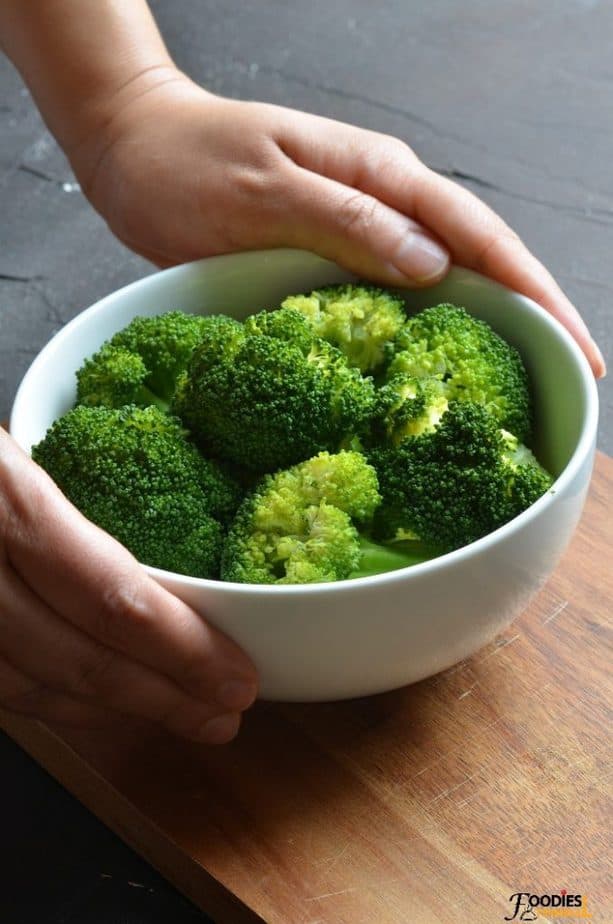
[2,453,611,924]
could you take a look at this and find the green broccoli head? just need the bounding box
[41,286,550,583]
[76,311,213,411]
[32,405,242,578]
[281,283,406,373]
[369,401,553,552]
[370,373,449,446]
[243,304,315,350]
[499,428,554,511]
[387,304,532,441]
[173,307,375,473]
[221,450,382,584]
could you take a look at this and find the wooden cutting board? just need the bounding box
[1,452,611,924]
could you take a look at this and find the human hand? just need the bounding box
[0,428,257,741]
[73,70,605,377]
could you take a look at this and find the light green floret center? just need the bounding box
[292,451,380,520]
[251,451,380,534]
[389,340,449,380]
[390,381,449,442]
[373,375,450,447]
[500,429,541,469]
[267,503,360,584]
[407,393,448,438]
[282,286,405,373]
[226,450,382,583]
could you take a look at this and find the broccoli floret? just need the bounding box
[370,373,449,446]
[76,311,215,411]
[499,428,554,512]
[369,401,553,552]
[173,308,375,473]
[388,304,532,441]
[281,283,406,373]
[243,304,315,350]
[221,450,431,584]
[32,405,242,578]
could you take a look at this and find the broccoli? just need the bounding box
[387,304,532,441]
[369,401,553,552]
[499,428,556,513]
[37,285,553,585]
[32,404,242,578]
[76,311,214,411]
[173,307,375,473]
[370,373,449,446]
[221,451,433,584]
[281,283,406,373]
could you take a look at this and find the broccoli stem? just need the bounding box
[136,384,170,414]
[349,537,440,579]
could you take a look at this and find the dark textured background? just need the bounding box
[1,1,611,921]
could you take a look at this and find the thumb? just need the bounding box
[277,162,450,288]
[0,429,258,710]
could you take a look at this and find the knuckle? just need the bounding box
[0,658,51,715]
[474,224,522,273]
[378,134,416,162]
[93,575,151,644]
[337,192,381,239]
[233,164,270,200]
[357,136,420,184]
[1,678,46,716]
[160,605,215,696]
[180,646,213,695]
[0,649,48,716]
[72,644,117,696]
[231,144,284,202]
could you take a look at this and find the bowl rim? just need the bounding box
[10,250,599,596]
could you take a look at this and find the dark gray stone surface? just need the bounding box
[1,0,610,450]
[0,2,611,922]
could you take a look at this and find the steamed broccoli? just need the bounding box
[76,311,212,411]
[36,283,554,586]
[369,401,553,552]
[173,307,375,473]
[387,303,532,441]
[221,451,431,584]
[281,283,406,373]
[370,373,449,446]
[499,428,556,512]
[33,405,242,578]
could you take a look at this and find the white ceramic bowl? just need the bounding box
[10,250,598,701]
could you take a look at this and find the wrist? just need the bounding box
[67,62,190,192]
[0,0,189,187]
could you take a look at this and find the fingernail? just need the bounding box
[197,712,241,744]
[217,678,258,711]
[591,339,606,379]
[394,232,449,283]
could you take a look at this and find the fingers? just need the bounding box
[0,653,115,729]
[276,112,605,377]
[0,432,257,725]
[406,170,606,377]
[0,561,241,743]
